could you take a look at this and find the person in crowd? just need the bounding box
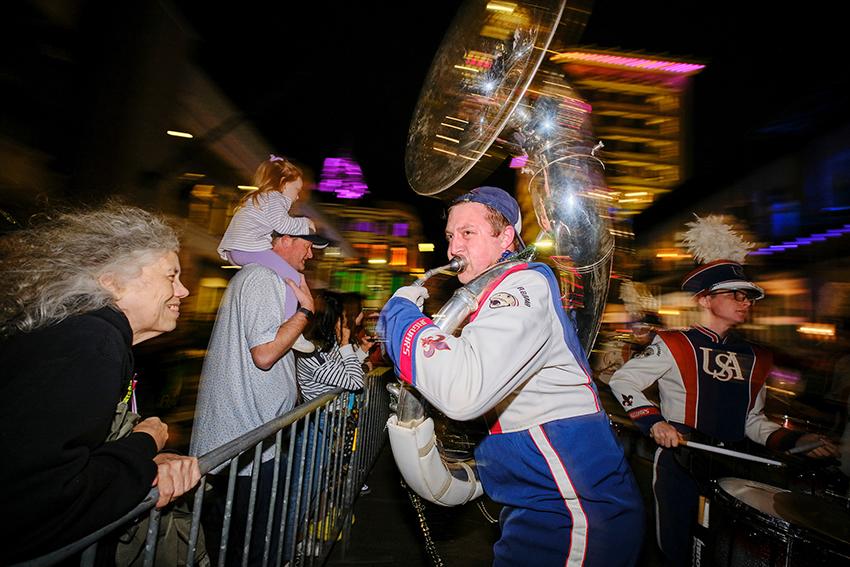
[339,292,376,372]
[379,186,645,566]
[294,290,374,505]
[0,203,201,564]
[218,154,317,351]
[609,215,838,566]
[594,310,663,385]
[296,290,372,402]
[190,230,329,566]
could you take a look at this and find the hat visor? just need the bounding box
[286,234,332,249]
[709,280,765,300]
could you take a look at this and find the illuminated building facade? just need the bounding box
[311,202,426,309]
[551,48,705,217]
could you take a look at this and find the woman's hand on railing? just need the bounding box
[152,453,201,508]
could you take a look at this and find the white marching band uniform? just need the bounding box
[392,266,601,428]
[381,262,644,566]
[385,266,600,506]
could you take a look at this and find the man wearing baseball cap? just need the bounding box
[380,186,645,566]
[609,216,837,566]
[191,230,329,564]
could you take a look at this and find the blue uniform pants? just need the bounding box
[475,411,645,566]
[652,447,698,567]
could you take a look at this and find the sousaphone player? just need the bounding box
[380,187,645,566]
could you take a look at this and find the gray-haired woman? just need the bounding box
[0,203,201,564]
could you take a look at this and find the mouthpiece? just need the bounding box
[413,256,466,286]
[447,256,466,273]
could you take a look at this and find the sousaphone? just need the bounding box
[387,0,614,506]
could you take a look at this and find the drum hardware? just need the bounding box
[824,488,850,508]
[681,439,785,467]
[697,494,710,528]
[786,461,849,508]
[710,477,850,566]
[786,438,826,455]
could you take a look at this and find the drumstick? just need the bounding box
[681,440,785,467]
[786,439,826,455]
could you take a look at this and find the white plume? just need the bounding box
[619,280,658,317]
[680,214,753,264]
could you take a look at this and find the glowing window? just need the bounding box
[389,247,408,266]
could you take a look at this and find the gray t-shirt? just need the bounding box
[189,264,298,474]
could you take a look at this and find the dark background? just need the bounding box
[172,1,848,193]
[3,1,847,244]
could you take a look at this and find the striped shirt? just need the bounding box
[218,192,312,260]
[296,343,367,402]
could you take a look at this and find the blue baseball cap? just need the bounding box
[452,186,525,248]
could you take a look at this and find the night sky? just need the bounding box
[173,1,849,239]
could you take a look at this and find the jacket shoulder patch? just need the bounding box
[488,292,519,309]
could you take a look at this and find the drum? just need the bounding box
[710,477,850,566]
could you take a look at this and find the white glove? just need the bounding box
[392,285,429,310]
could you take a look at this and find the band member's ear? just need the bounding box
[696,294,711,309]
[499,225,515,249]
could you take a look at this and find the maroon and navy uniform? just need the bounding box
[610,325,801,564]
[381,262,644,566]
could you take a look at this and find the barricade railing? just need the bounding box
[16,367,393,567]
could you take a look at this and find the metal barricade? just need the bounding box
[16,368,393,567]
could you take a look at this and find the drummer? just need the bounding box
[609,215,838,566]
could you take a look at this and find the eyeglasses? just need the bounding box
[708,290,760,304]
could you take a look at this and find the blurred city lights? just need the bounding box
[750,223,850,255]
[418,243,435,252]
[166,130,194,138]
[191,185,215,199]
[587,190,615,201]
[509,155,528,168]
[432,146,458,157]
[796,323,836,337]
[655,250,690,259]
[486,1,516,13]
[237,185,258,191]
[554,51,705,75]
[444,115,468,124]
[317,156,368,199]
